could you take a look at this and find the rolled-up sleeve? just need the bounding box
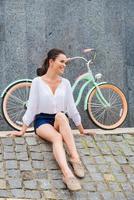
[66,80,81,126]
[22,79,38,126]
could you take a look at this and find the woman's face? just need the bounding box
[50,54,68,75]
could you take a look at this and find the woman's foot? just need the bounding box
[62,175,81,191]
[69,158,85,178]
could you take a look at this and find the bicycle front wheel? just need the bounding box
[1,81,34,132]
[87,84,128,129]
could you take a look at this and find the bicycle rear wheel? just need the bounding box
[1,81,33,132]
[87,83,128,129]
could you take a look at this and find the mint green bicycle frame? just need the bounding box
[70,56,110,111]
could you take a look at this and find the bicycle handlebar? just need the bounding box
[68,56,88,62]
[68,48,96,66]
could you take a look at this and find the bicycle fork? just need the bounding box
[94,83,110,108]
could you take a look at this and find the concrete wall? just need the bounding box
[0,0,133,130]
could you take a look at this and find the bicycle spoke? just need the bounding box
[89,103,104,108]
[91,106,105,116]
[8,94,24,105]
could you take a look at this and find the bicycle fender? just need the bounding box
[1,79,32,98]
[84,82,107,111]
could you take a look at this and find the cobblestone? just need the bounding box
[16,152,28,160]
[127,174,134,183]
[108,182,122,191]
[127,156,134,163]
[5,160,18,169]
[15,145,27,152]
[114,173,128,182]
[7,169,21,178]
[0,180,6,189]
[125,192,134,200]
[48,169,62,180]
[19,161,32,171]
[0,190,11,198]
[0,132,133,199]
[29,145,41,152]
[3,152,16,160]
[0,169,5,178]
[52,179,66,189]
[83,182,96,191]
[25,190,41,199]
[110,163,122,173]
[94,156,106,164]
[1,138,13,146]
[95,181,108,191]
[34,171,48,179]
[122,165,134,174]
[101,191,114,199]
[7,178,22,189]
[37,179,52,190]
[97,164,111,173]
[3,146,14,152]
[32,160,46,169]
[113,192,126,200]
[21,171,34,180]
[25,137,38,145]
[121,182,133,191]
[23,180,37,190]
[11,189,25,198]
[30,152,44,160]
[0,162,4,169]
[90,173,104,181]
[14,137,25,144]
[43,190,56,199]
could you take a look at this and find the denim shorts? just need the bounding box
[34,113,56,133]
[34,112,68,133]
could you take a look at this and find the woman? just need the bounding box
[12,48,87,191]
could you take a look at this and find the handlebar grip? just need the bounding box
[83,48,95,53]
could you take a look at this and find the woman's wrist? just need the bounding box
[21,123,28,135]
[20,130,25,135]
[77,124,84,134]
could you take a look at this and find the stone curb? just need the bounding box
[0,127,134,137]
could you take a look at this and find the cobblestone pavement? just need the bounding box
[0,132,134,200]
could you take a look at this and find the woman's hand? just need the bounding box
[8,123,28,137]
[82,130,96,136]
[8,131,25,137]
[77,124,96,136]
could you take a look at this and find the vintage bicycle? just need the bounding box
[1,49,128,132]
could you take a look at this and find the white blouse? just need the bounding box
[22,77,81,127]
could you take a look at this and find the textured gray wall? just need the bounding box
[0,0,133,130]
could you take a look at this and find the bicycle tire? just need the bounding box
[87,83,128,130]
[1,81,34,132]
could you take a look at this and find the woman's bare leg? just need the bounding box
[54,112,80,162]
[36,124,74,178]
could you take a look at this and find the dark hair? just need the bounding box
[37,48,65,76]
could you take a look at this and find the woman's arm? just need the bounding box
[22,78,38,126]
[66,80,83,129]
[11,123,28,136]
[76,124,85,134]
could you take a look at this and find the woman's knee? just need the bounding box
[36,124,63,143]
[53,133,63,143]
[55,112,68,124]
